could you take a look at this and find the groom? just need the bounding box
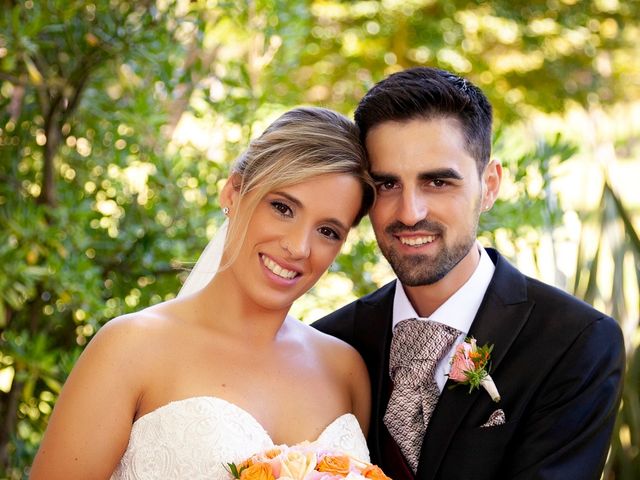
[313,67,625,479]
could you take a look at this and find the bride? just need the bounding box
[30,107,376,479]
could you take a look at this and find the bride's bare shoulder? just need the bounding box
[293,318,371,432]
[294,318,367,374]
[92,299,186,352]
[295,316,349,348]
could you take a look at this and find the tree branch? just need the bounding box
[0,72,23,85]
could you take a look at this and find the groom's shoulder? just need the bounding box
[323,280,395,320]
[491,247,620,334]
[523,273,620,338]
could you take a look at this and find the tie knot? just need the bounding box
[389,319,461,372]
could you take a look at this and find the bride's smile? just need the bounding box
[260,253,301,281]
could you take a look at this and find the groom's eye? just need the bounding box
[376,180,398,192]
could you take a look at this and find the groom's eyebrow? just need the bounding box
[418,168,464,181]
[370,168,464,182]
[370,172,399,182]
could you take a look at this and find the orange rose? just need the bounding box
[316,455,351,476]
[362,464,392,480]
[239,462,276,480]
[264,447,283,459]
[237,458,255,472]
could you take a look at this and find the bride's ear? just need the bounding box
[219,173,242,212]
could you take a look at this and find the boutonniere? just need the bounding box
[448,337,501,402]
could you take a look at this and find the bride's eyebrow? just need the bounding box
[271,191,302,208]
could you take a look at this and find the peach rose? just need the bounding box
[239,462,276,480]
[316,455,351,476]
[361,465,392,480]
[449,341,475,382]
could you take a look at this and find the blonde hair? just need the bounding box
[223,106,374,268]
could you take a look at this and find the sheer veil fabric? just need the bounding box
[177,219,229,298]
[177,218,298,324]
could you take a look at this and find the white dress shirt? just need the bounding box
[391,244,495,392]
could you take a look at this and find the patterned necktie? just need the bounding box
[383,318,462,473]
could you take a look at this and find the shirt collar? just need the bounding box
[392,244,495,334]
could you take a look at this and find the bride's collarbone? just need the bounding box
[135,323,350,432]
[140,353,346,413]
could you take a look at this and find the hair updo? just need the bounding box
[223,106,374,265]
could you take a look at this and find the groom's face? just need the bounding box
[366,116,486,287]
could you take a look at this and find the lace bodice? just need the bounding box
[110,396,369,479]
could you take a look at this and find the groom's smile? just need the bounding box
[398,234,436,246]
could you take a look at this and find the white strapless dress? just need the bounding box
[110,396,369,479]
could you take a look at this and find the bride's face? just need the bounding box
[226,172,363,313]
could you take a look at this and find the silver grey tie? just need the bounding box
[383,318,462,472]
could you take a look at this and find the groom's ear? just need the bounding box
[481,159,502,209]
[219,173,242,210]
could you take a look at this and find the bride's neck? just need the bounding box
[193,271,292,343]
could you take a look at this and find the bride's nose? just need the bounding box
[280,227,311,259]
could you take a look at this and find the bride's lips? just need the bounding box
[259,253,302,285]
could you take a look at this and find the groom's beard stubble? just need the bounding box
[377,215,479,287]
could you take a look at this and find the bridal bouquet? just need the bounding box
[227,443,391,480]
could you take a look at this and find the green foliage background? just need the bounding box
[1,1,638,478]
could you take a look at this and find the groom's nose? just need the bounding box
[397,188,428,227]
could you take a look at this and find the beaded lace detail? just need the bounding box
[110,396,369,479]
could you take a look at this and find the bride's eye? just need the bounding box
[318,226,341,241]
[270,200,293,218]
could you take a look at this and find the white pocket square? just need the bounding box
[481,409,506,427]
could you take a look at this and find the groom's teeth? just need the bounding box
[261,255,297,279]
[400,236,435,246]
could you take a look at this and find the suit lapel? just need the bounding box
[416,249,534,480]
[354,281,396,463]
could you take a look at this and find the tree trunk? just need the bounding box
[0,378,24,469]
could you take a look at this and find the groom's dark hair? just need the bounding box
[354,67,493,173]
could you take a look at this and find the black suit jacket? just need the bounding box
[313,248,625,480]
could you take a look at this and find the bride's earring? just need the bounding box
[223,207,230,216]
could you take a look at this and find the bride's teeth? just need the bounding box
[400,236,434,246]
[261,255,297,279]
